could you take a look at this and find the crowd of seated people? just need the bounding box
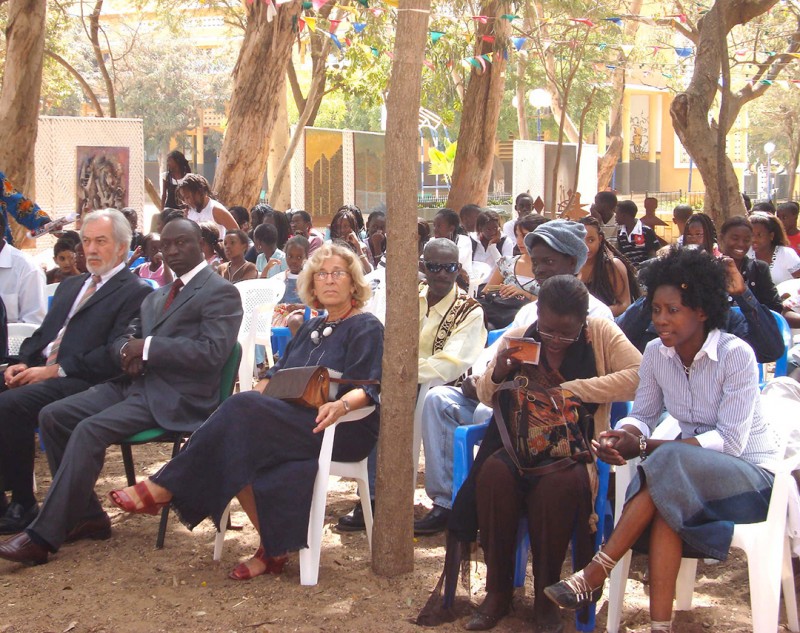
[2,168,800,633]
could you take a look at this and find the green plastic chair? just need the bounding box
[116,341,242,548]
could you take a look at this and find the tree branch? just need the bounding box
[45,49,105,117]
[89,0,117,117]
[286,62,307,112]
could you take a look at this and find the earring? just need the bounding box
[351,298,357,307]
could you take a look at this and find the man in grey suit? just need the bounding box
[0,217,243,565]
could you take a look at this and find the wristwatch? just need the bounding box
[639,434,648,462]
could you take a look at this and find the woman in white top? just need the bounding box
[432,208,472,276]
[748,211,800,285]
[176,174,238,239]
[471,209,515,279]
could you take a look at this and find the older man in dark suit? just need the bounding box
[0,209,152,535]
[0,217,243,565]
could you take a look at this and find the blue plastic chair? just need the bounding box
[271,307,315,358]
[451,401,631,632]
[128,256,146,269]
[730,307,791,388]
[486,325,510,346]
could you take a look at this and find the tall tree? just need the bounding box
[446,0,510,211]
[670,0,800,222]
[213,1,301,207]
[0,0,47,194]
[372,0,430,576]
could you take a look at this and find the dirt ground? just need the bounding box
[0,442,795,633]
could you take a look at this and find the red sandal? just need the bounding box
[108,481,170,516]
[228,546,288,581]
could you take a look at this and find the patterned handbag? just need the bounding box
[492,364,594,475]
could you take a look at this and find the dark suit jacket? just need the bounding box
[113,265,243,432]
[17,268,153,383]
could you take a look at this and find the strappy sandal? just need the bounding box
[228,546,288,581]
[108,481,169,516]
[544,550,616,610]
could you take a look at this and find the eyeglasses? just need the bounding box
[423,262,459,273]
[536,324,584,345]
[314,270,350,281]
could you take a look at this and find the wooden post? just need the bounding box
[372,0,430,577]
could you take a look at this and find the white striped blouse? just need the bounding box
[621,329,781,465]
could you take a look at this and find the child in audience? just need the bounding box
[134,233,173,287]
[199,221,225,271]
[272,235,314,332]
[254,223,287,279]
[218,229,258,283]
[777,201,800,256]
[46,238,80,283]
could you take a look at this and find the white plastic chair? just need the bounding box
[363,268,386,324]
[606,417,800,633]
[413,379,444,489]
[467,261,491,298]
[235,278,286,391]
[7,323,38,356]
[778,278,800,345]
[213,406,375,586]
[45,283,59,298]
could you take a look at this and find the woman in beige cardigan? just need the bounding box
[455,275,641,633]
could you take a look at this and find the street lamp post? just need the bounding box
[529,89,552,142]
[764,141,776,201]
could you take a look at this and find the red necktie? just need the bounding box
[162,279,184,313]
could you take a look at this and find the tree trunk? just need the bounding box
[372,0,430,577]
[670,0,779,222]
[213,1,301,208]
[515,60,529,141]
[88,0,116,118]
[267,82,291,210]
[597,0,642,191]
[446,0,510,211]
[0,0,47,196]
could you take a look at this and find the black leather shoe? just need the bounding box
[414,505,451,535]
[0,502,39,535]
[65,513,112,543]
[336,501,373,532]
[0,532,48,565]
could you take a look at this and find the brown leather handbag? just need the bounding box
[263,366,378,409]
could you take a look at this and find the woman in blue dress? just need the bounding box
[110,242,383,580]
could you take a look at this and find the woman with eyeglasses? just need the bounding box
[109,243,383,581]
[427,275,640,632]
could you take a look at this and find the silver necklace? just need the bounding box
[226,262,247,281]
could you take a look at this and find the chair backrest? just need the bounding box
[219,342,242,403]
[7,323,38,356]
[771,310,792,378]
[467,261,491,297]
[141,278,159,290]
[235,278,286,338]
[45,283,59,297]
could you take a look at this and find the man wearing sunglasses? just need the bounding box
[337,238,486,532]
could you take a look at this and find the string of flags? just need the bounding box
[250,0,800,83]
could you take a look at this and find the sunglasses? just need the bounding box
[423,262,459,273]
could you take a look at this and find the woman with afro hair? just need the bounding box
[545,247,780,633]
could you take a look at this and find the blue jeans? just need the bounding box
[420,386,492,509]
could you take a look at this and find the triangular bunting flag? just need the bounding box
[472,15,489,24]
[356,0,368,6]
[311,0,328,10]
[430,30,445,43]
[482,35,495,43]
[500,14,519,21]
[329,19,341,32]
[512,37,526,51]
[384,0,398,7]
[482,53,492,62]
[326,32,343,50]
[570,18,595,27]
[305,16,316,31]
[370,46,379,57]
[298,17,305,31]
[265,0,277,22]
[604,17,623,26]
[675,47,692,58]
[621,44,634,57]
[423,59,435,70]
[352,22,367,33]
[301,1,312,8]
[369,7,382,16]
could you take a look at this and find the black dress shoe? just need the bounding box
[336,500,374,532]
[414,505,451,535]
[0,502,39,535]
[65,513,112,543]
[0,532,48,565]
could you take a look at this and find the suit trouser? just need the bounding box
[0,377,91,507]
[28,380,155,550]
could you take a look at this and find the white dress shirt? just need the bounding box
[0,242,46,324]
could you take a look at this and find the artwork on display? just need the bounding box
[629,95,650,161]
[304,129,344,217]
[76,146,129,216]
[353,132,386,211]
